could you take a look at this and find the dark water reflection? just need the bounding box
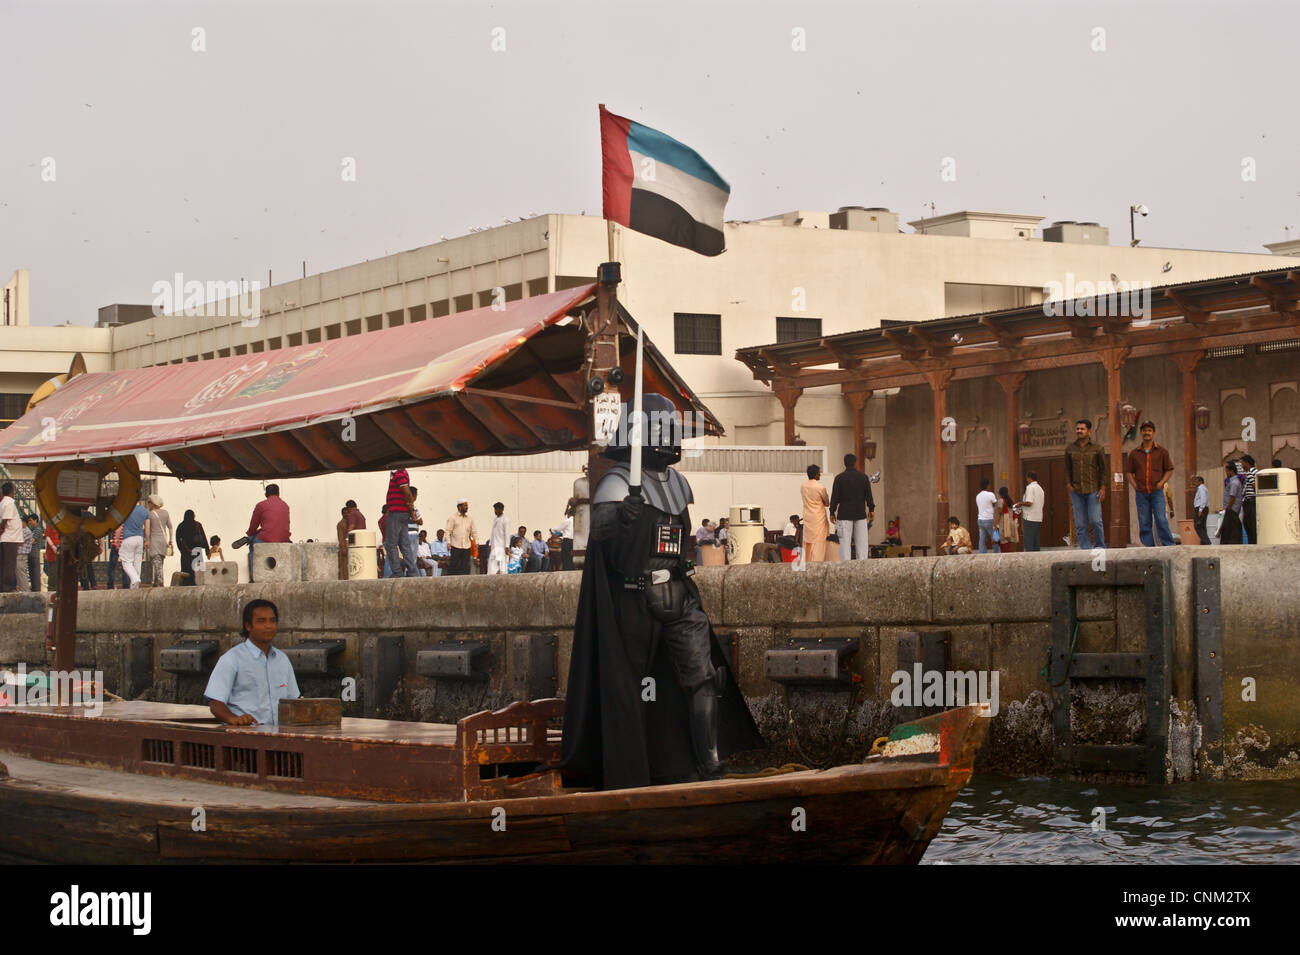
[924,774,1300,864]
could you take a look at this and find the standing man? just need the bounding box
[715,517,730,563]
[552,510,575,571]
[527,529,548,572]
[145,494,173,587]
[1193,476,1211,544]
[445,499,477,576]
[204,598,300,727]
[1125,420,1176,547]
[246,484,290,583]
[1021,471,1045,552]
[119,499,149,589]
[830,453,875,560]
[0,482,21,593]
[975,479,997,554]
[17,513,37,592]
[800,464,831,562]
[1239,455,1258,545]
[1220,462,1245,545]
[1064,418,1108,549]
[383,468,418,577]
[106,522,124,589]
[486,502,510,575]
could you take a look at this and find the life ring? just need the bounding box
[34,457,142,539]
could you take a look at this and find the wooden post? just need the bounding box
[1172,351,1203,521]
[925,369,953,551]
[996,372,1027,496]
[53,548,78,698]
[776,386,803,446]
[842,386,873,463]
[1100,347,1131,548]
[586,267,622,494]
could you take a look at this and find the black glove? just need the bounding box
[620,493,643,524]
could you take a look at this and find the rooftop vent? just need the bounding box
[831,207,898,234]
[1042,220,1109,246]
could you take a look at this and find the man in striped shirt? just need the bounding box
[1239,455,1258,545]
[384,467,419,577]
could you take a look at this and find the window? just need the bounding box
[674,313,722,355]
[776,316,822,343]
[0,393,29,427]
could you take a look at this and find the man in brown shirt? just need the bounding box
[336,500,366,579]
[1064,418,1108,549]
[1125,421,1175,547]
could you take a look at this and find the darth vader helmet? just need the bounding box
[604,392,683,466]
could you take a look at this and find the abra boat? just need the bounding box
[0,698,986,864]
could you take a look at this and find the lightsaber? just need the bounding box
[629,325,644,491]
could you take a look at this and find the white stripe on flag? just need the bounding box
[628,149,729,230]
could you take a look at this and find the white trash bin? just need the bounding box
[1255,468,1300,546]
[347,530,378,580]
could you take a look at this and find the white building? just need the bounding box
[4,209,1298,575]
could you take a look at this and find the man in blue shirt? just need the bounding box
[527,529,548,572]
[204,599,300,726]
[119,501,150,589]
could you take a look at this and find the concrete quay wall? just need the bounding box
[1,546,1297,782]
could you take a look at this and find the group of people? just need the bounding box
[337,467,579,580]
[795,453,877,561]
[938,418,1280,554]
[0,482,222,592]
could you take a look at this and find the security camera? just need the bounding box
[1133,204,1149,217]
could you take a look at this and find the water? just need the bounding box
[925,774,1300,864]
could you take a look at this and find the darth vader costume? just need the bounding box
[560,394,763,791]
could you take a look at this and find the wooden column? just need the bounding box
[925,369,953,551]
[53,548,78,697]
[1100,347,1131,548]
[842,386,873,463]
[1172,351,1203,520]
[585,270,621,495]
[776,385,803,446]
[996,372,1027,494]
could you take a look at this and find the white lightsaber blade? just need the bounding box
[630,325,644,488]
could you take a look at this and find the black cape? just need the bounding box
[559,534,764,790]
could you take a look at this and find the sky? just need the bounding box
[2,0,1298,326]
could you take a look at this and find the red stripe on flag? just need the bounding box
[599,105,633,225]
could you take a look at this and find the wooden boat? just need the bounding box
[0,698,985,864]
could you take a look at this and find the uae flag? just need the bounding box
[600,105,730,256]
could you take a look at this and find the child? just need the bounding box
[208,535,225,562]
[885,517,902,546]
[506,535,524,574]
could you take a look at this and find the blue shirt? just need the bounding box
[203,639,300,726]
[122,504,149,540]
[431,539,450,558]
[529,539,548,558]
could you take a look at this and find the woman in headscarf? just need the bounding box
[175,510,209,586]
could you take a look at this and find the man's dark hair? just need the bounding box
[1194,475,1204,484]
[948,516,961,526]
[844,453,857,468]
[0,482,12,496]
[1273,459,1283,468]
[980,478,991,490]
[241,598,278,639]
[26,513,38,522]
[701,518,711,526]
[1027,470,1038,481]
[789,514,799,523]
[1075,419,1092,430]
[1140,420,1156,431]
[494,502,504,510]
[806,464,819,479]
[1241,454,1255,466]
[345,499,357,509]
[533,530,542,537]
[266,484,280,497]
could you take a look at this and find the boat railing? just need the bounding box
[457,698,565,800]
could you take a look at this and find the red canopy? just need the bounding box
[0,286,721,479]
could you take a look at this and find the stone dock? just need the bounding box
[1,546,1296,783]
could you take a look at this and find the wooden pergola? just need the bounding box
[736,267,1300,549]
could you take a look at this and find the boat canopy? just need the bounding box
[0,285,721,480]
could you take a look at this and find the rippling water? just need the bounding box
[924,774,1300,864]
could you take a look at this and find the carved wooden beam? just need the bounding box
[978,315,1023,349]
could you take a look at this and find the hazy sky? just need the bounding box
[3,0,1297,326]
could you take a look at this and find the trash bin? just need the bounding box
[727,505,766,565]
[1255,468,1300,546]
[347,529,378,580]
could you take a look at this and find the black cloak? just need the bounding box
[559,531,764,791]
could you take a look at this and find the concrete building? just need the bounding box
[3,210,1298,575]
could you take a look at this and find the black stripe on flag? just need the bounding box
[629,190,725,256]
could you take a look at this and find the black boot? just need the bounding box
[689,681,724,780]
